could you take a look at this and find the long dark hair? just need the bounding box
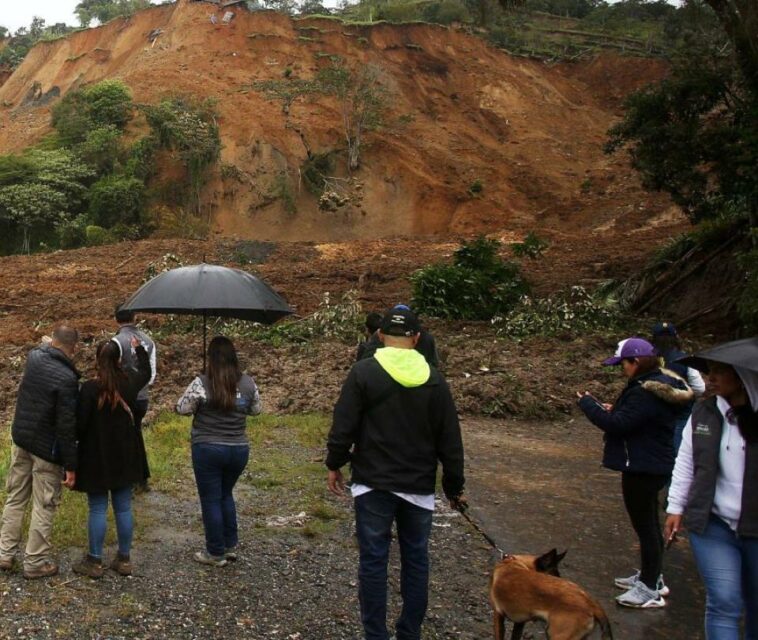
[733,405,758,445]
[206,336,242,412]
[95,340,127,410]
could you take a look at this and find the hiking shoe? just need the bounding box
[614,570,670,597]
[0,556,14,571]
[224,548,238,562]
[616,582,666,609]
[23,562,59,580]
[109,553,132,576]
[193,550,227,567]
[73,555,104,580]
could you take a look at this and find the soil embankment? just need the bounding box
[0,0,676,240]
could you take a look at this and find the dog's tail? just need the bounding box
[595,609,613,640]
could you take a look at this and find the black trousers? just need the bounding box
[621,472,669,589]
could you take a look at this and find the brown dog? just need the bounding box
[489,550,613,640]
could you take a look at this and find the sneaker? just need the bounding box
[614,570,670,597]
[0,556,14,571]
[72,555,104,580]
[23,562,59,580]
[615,582,666,608]
[109,553,132,576]
[193,550,227,567]
[224,548,238,562]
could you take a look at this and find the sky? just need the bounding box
[1,1,160,33]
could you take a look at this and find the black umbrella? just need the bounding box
[677,337,758,373]
[121,263,293,369]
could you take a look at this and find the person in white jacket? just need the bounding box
[665,360,758,640]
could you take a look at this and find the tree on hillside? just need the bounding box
[316,63,387,171]
[0,26,9,39]
[702,0,758,95]
[606,0,757,227]
[75,0,153,27]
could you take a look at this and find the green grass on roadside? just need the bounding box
[0,411,339,550]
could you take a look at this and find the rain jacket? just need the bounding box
[579,368,694,475]
[11,344,80,471]
[327,347,464,499]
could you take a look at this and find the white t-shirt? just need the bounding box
[351,483,435,511]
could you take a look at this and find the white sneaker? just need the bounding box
[614,570,670,597]
[193,550,227,567]
[615,582,666,608]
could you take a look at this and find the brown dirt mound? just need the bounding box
[0,1,681,240]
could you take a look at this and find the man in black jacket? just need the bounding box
[0,326,80,579]
[356,305,440,368]
[327,307,465,640]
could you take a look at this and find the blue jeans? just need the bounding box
[354,490,433,640]
[191,443,249,556]
[87,487,133,559]
[689,515,758,640]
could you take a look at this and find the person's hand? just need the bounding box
[450,494,468,511]
[63,470,76,489]
[130,336,141,348]
[664,514,683,547]
[602,403,613,411]
[327,469,345,497]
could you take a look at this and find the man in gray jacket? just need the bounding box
[0,325,80,579]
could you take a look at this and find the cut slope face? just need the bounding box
[0,0,675,240]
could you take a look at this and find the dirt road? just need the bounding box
[461,416,706,639]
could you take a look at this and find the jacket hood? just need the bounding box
[639,368,693,405]
[374,347,431,387]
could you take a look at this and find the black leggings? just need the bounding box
[621,472,669,589]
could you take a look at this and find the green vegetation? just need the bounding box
[0,18,75,70]
[74,0,153,27]
[411,236,529,320]
[494,285,621,338]
[511,231,549,258]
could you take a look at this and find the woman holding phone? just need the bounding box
[577,337,693,608]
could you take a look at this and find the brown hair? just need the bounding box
[625,355,660,377]
[95,340,127,410]
[206,336,241,412]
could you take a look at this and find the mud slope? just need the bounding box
[0,0,676,240]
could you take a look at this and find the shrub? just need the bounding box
[468,178,484,197]
[411,236,529,320]
[82,80,133,129]
[511,232,549,259]
[494,286,621,338]
[737,239,758,334]
[301,152,335,195]
[57,215,88,249]
[125,136,157,180]
[77,125,122,174]
[85,225,111,246]
[89,175,146,228]
[422,0,471,24]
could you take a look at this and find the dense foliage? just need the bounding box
[74,0,153,27]
[411,237,529,320]
[0,18,74,70]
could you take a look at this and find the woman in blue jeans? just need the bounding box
[176,336,261,566]
[666,358,758,640]
[74,337,152,578]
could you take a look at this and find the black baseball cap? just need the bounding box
[380,306,421,337]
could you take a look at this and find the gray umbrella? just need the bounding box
[121,263,293,369]
[677,337,758,373]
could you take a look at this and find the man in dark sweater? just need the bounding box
[327,307,465,640]
[0,326,80,579]
[356,305,440,368]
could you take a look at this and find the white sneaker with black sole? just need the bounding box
[614,570,670,597]
[615,582,666,608]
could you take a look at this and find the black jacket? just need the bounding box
[11,345,81,470]
[326,357,464,499]
[74,346,152,493]
[579,369,693,475]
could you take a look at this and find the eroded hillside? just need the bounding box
[0,0,677,240]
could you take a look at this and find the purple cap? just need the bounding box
[602,338,657,366]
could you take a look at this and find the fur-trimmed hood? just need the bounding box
[640,368,695,405]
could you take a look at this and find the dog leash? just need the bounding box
[455,503,506,558]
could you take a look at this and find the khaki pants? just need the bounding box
[0,444,63,569]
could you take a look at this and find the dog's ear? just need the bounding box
[535,548,559,574]
[556,549,568,564]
